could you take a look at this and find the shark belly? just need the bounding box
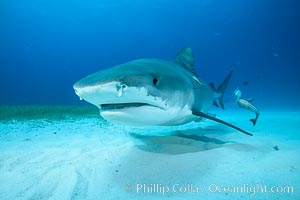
[101,105,195,126]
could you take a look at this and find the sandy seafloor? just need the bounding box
[0,106,299,200]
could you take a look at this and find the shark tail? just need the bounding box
[250,113,260,126]
[210,70,233,109]
[250,118,257,126]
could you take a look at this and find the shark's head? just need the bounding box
[73,59,195,126]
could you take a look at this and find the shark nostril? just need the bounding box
[74,88,79,95]
[73,88,83,100]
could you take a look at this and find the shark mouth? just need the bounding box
[100,103,164,111]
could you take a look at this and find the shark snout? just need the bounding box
[73,79,167,113]
[73,81,126,103]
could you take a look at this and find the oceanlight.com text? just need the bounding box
[125,183,294,196]
[208,183,294,195]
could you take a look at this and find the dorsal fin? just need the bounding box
[175,47,196,74]
[246,98,254,103]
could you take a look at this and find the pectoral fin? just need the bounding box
[192,108,253,136]
[194,112,216,122]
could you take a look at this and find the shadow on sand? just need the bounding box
[129,126,237,155]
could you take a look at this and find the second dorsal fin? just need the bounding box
[175,47,196,74]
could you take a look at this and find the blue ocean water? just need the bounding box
[0,2,300,200]
[0,0,299,108]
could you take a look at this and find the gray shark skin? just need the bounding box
[234,88,260,126]
[74,47,252,136]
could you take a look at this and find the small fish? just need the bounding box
[243,80,249,86]
[234,88,260,126]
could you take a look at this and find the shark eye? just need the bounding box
[152,77,158,85]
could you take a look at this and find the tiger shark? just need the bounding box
[73,47,252,136]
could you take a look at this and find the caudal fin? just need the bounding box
[210,70,233,109]
[250,118,257,126]
[250,113,259,126]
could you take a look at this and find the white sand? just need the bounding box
[0,110,299,200]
